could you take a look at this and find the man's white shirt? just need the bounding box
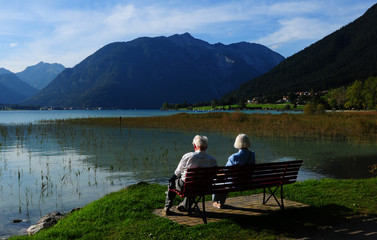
[174,150,218,182]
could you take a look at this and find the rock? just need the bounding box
[27,211,63,235]
[69,207,82,214]
[27,224,43,236]
[11,219,23,223]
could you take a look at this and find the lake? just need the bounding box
[0,110,376,238]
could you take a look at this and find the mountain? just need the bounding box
[0,84,26,104]
[25,33,284,109]
[226,3,377,100]
[0,74,39,104]
[16,62,65,90]
[0,68,13,75]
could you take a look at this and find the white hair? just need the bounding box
[234,133,251,149]
[192,135,208,148]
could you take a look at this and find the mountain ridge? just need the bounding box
[25,33,285,109]
[0,62,65,104]
[16,61,65,90]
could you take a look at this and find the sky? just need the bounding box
[0,0,376,73]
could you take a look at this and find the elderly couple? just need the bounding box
[163,133,255,215]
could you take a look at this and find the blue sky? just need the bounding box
[0,0,375,72]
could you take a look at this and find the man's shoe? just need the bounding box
[176,203,187,212]
[162,207,171,216]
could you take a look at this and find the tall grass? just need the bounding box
[49,111,377,143]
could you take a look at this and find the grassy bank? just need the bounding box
[11,178,377,239]
[51,111,377,142]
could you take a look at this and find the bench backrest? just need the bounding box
[183,160,303,196]
[184,167,219,197]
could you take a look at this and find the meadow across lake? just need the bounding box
[0,110,376,238]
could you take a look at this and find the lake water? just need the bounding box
[0,110,376,238]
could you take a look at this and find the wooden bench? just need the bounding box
[170,160,303,223]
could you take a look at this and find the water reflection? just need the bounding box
[255,137,377,179]
[0,123,376,237]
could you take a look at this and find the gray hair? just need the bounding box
[234,133,251,149]
[192,135,208,148]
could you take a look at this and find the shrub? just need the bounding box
[317,104,326,114]
[303,102,316,115]
[304,102,326,114]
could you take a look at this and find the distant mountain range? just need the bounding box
[0,62,64,104]
[25,33,284,109]
[226,3,377,101]
[16,62,65,90]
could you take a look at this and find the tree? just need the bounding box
[325,86,346,109]
[237,99,246,109]
[161,102,169,110]
[284,104,291,110]
[345,80,364,109]
[211,99,217,109]
[363,76,377,110]
[288,92,297,104]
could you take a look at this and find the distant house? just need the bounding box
[296,91,310,96]
[248,97,262,104]
[276,96,289,103]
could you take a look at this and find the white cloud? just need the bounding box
[10,2,257,70]
[10,42,18,47]
[250,0,374,55]
[256,17,339,46]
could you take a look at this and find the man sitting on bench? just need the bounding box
[163,135,218,216]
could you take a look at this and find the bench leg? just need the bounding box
[281,184,284,209]
[188,197,193,216]
[202,196,207,224]
[188,195,207,224]
[263,186,284,209]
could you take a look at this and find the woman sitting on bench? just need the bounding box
[212,133,255,209]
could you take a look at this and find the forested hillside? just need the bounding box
[226,3,377,102]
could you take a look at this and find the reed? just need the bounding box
[48,111,377,143]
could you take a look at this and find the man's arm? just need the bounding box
[174,153,190,177]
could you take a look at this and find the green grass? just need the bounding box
[245,103,304,110]
[11,178,377,240]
